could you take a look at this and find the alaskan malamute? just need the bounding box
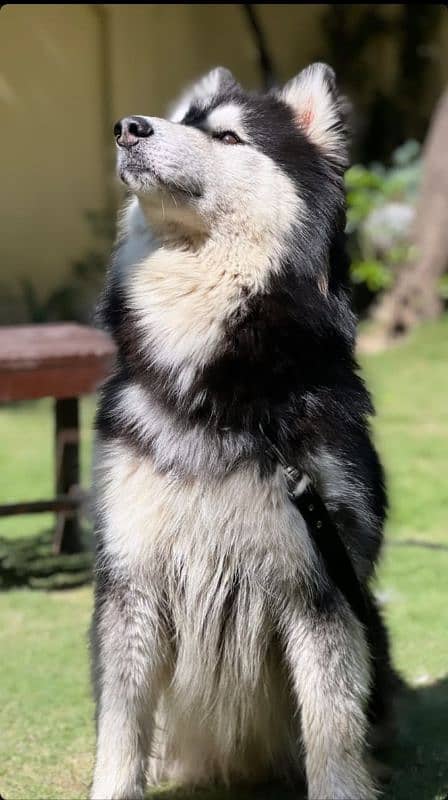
[91,64,398,800]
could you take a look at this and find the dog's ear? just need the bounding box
[169,67,240,123]
[277,63,350,166]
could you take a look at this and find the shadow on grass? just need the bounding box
[148,678,448,800]
[382,677,448,800]
[149,780,301,800]
[0,528,92,590]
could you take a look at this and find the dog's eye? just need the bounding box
[214,131,241,145]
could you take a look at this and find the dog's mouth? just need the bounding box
[118,155,202,199]
[117,154,158,185]
[118,163,154,184]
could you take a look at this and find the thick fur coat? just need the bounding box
[90,64,398,800]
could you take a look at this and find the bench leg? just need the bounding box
[53,397,82,554]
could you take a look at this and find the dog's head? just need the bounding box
[115,64,349,251]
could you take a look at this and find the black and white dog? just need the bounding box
[91,64,399,800]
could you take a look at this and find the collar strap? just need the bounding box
[259,423,369,627]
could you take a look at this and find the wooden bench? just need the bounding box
[0,323,116,553]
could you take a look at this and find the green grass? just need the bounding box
[0,397,95,540]
[1,317,448,799]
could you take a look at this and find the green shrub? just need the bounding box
[345,140,421,299]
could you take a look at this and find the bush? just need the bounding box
[3,209,114,326]
[345,139,422,313]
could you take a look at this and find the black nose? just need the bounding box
[114,116,153,148]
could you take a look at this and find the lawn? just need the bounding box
[1,317,448,800]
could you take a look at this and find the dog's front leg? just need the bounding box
[283,599,376,800]
[90,579,166,800]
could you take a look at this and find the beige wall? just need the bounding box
[0,3,330,302]
[1,4,447,306]
[0,4,106,298]
[106,4,328,120]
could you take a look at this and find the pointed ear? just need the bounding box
[278,63,349,166]
[168,67,239,123]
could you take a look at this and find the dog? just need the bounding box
[90,64,399,800]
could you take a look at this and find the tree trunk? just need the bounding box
[372,86,448,340]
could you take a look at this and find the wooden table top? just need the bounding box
[0,323,116,402]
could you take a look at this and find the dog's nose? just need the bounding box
[114,116,153,148]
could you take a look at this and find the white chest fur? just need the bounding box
[94,437,313,587]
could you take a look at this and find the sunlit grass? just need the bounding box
[1,317,447,799]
